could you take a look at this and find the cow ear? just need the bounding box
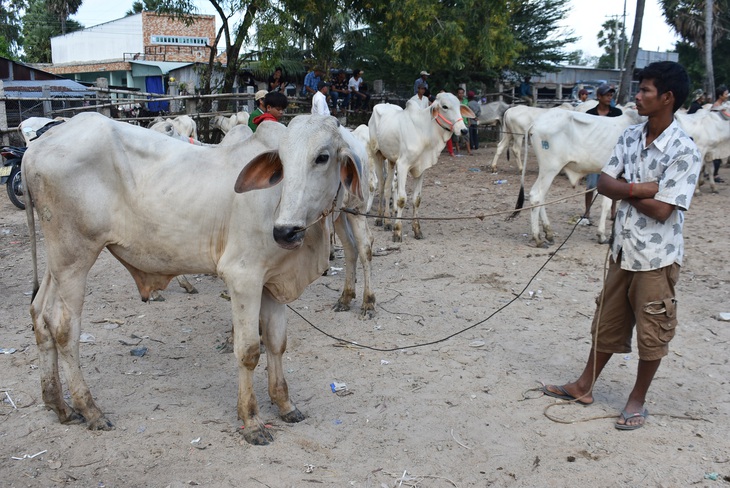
[340,150,364,201]
[234,151,283,193]
[460,104,477,119]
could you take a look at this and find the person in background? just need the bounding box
[409,84,430,108]
[577,88,589,104]
[311,81,330,116]
[519,76,533,106]
[253,92,288,128]
[330,70,350,114]
[248,89,268,133]
[240,71,258,92]
[301,67,323,97]
[581,83,622,225]
[710,85,728,183]
[453,87,471,156]
[267,67,288,93]
[687,89,704,114]
[348,69,370,112]
[414,71,429,95]
[467,91,481,150]
[542,61,701,431]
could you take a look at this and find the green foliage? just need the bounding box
[127,0,166,15]
[1,0,27,59]
[596,18,628,68]
[22,0,83,62]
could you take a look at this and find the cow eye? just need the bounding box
[315,154,329,164]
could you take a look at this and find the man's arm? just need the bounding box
[597,173,675,222]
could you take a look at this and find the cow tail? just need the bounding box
[507,125,531,221]
[25,185,40,301]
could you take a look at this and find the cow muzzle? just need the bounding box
[273,226,305,250]
[460,128,468,135]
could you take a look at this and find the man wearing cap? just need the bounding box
[248,89,268,133]
[687,89,704,114]
[312,80,331,116]
[581,83,622,225]
[414,71,429,94]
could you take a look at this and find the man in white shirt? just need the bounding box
[408,85,430,108]
[348,69,370,112]
[311,81,330,116]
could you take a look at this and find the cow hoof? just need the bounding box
[59,409,86,425]
[183,286,198,294]
[149,292,165,302]
[383,223,392,231]
[239,426,274,446]
[87,417,114,431]
[413,231,424,240]
[392,234,402,243]
[281,408,305,424]
[375,219,383,227]
[359,308,375,320]
[333,301,351,312]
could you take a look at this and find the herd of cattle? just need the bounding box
[14,92,725,445]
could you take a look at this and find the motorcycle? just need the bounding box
[1,145,26,210]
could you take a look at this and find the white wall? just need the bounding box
[51,15,144,64]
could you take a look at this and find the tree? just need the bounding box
[127,0,164,15]
[0,0,27,59]
[46,0,82,34]
[596,18,628,69]
[22,0,83,62]
[617,0,645,105]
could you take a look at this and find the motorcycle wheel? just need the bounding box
[7,164,25,210]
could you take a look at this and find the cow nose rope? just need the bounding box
[433,112,455,131]
[289,192,600,352]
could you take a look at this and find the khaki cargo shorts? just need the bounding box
[590,254,680,361]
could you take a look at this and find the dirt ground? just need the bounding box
[1,143,729,488]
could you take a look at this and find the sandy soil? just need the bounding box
[1,145,729,488]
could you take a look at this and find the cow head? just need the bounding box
[234,115,364,249]
[430,92,476,137]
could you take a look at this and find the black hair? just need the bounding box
[638,61,690,112]
[317,80,329,91]
[715,84,728,100]
[264,92,288,110]
[353,69,361,77]
[274,66,282,72]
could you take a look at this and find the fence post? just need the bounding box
[0,80,8,146]
[96,77,111,118]
[42,85,52,116]
[168,81,179,113]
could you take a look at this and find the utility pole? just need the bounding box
[706,0,715,98]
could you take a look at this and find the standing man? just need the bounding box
[248,90,268,133]
[348,69,370,112]
[311,81,330,116]
[414,71,429,95]
[542,61,701,430]
[409,84,430,108]
[301,66,323,97]
[467,91,481,150]
[454,87,471,156]
[581,83,623,224]
[687,89,704,114]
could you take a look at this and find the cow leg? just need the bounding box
[347,212,375,319]
[392,163,409,242]
[490,131,511,172]
[528,168,559,247]
[410,174,425,240]
[176,275,198,294]
[332,214,356,312]
[513,134,524,172]
[374,156,388,227]
[259,290,304,424]
[32,257,113,430]
[31,272,84,425]
[382,161,397,231]
[596,195,613,244]
[227,279,271,445]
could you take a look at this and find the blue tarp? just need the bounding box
[145,76,168,112]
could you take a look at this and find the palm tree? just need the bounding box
[618,0,645,105]
[46,0,82,34]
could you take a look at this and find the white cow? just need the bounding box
[574,99,599,113]
[675,109,729,194]
[368,93,476,242]
[150,114,198,139]
[489,104,580,172]
[19,117,67,144]
[23,112,364,446]
[511,108,642,247]
[211,112,250,134]
[478,100,509,127]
